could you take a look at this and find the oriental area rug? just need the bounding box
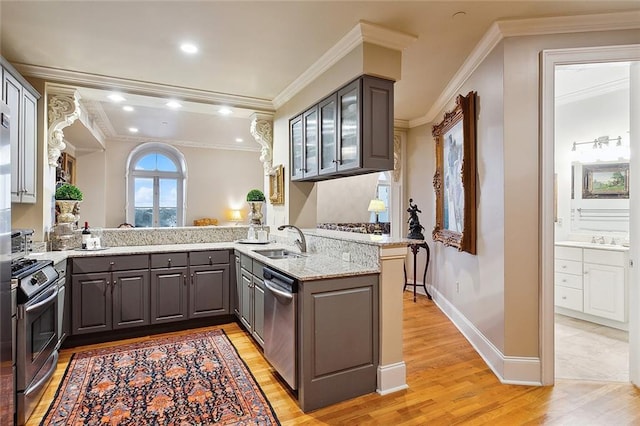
[41,329,280,425]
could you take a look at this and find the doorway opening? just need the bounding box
[541,45,640,386]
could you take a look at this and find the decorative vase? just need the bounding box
[55,200,80,224]
[248,201,264,225]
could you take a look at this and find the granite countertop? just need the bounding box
[29,241,380,281]
[555,240,629,252]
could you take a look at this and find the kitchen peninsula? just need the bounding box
[30,226,411,412]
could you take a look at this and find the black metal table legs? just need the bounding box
[403,242,431,302]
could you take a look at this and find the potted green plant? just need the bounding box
[55,183,83,223]
[246,189,265,225]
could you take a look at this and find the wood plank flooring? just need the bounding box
[28,291,640,425]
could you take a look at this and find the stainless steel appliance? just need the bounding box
[12,242,59,425]
[1,101,15,425]
[262,267,298,390]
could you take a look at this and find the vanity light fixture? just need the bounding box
[180,42,199,54]
[166,101,182,109]
[108,93,126,102]
[218,107,232,116]
[128,127,139,133]
[123,106,134,112]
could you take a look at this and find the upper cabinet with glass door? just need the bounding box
[290,75,394,182]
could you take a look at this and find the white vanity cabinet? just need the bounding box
[554,246,583,312]
[583,249,626,322]
[554,243,628,327]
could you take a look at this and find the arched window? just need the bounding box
[126,143,187,227]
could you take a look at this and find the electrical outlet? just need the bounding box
[456,281,460,294]
[342,252,351,262]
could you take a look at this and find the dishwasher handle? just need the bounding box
[264,279,294,301]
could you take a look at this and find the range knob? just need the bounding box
[30,277,38,285]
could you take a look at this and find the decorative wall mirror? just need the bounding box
[432,91,478,254]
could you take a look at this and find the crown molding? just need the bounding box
[273,21,417,109]
[105,134,262,153]
[13,63,275,112]
[415,11,640,128]
[393,119,410,130]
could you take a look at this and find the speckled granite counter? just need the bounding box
[30,240,379,281]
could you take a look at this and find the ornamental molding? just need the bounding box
[392,132,402,183]
[47,84,81,167]
[250,113,275,175]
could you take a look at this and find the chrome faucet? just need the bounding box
[597,236,606,244]
[277,225,307,253]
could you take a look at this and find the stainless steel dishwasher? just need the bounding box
[262,267,298,390]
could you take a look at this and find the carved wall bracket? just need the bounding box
[393,132,402,182]
[250,112,275,175]
[47,85,81,166]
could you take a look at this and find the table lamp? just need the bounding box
[368,199,386,234]
[230,209,242,225]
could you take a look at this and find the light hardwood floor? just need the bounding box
[29,292,640,425]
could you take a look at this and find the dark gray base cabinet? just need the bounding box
[298,274,379,412]
[71,251,230,336]
[235,251,265,347]
[72,268,150,335]
[150,251,230,325]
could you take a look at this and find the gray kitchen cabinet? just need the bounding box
[236,252,265,347]
[71,254,150,335]
[2,60,39,203]
[233,253,241,317]
[297,273,379,412]
[151,250,230,324]
[290,75,394,181]
[189,251,230,318]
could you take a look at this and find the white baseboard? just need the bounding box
[428,284,542,385]
[377,362,409,395]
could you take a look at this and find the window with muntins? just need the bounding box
[126,143,186,227]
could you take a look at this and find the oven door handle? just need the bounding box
[24,350,59,397]
[25,287,59,313]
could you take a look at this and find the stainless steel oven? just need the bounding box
[12,256,58,425]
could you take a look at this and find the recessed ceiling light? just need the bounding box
[108,93,126,102]
[218,107,232,115]
[180,42,199,54]
[166,101,182,109]
[235,138,243,143]
[128,127,139,133]
[123,106,134,112]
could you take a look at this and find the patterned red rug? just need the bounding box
[41,329,280,425]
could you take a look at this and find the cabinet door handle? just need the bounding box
[191,273,194,285]
[110,261,115,267]
[104,281,109,296]
[562,296,567,300]
[208,256,212,265]
[167,259,172,267]
[561,265,566,269]
[183,274,187,286]
[561,279,567,283]
[584,271,589,275]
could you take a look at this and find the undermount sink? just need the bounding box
[253,248,306,259]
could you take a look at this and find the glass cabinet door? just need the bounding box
[338,80,360,171]
[319,94,337,175]
[303,107,318,178]
[290,115,303,180]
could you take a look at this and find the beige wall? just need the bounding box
[92,142,263,227]
[78,141,263,228]
[408,41,507,352]
[316,173,380,223]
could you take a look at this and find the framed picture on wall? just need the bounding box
[269,164,285,205]
[61,152,76,185]
[582,162,629,199]
[432,91,478,254]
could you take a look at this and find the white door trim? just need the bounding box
[540,44,640,386]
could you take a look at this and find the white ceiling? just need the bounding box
[1,1,638,151]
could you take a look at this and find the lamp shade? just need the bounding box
[367,199,386,213]
[230,210,242,222]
